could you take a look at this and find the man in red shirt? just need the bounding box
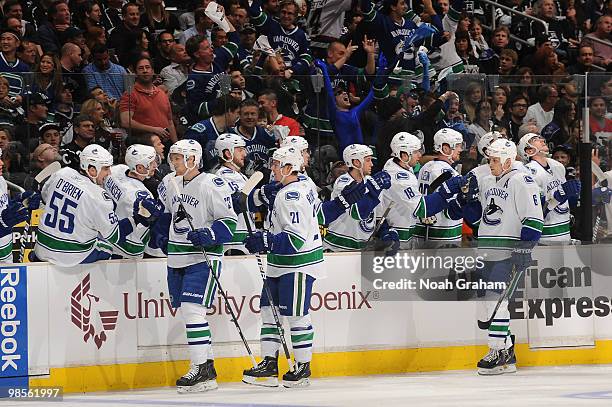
[258,89,302,137]
[119,57,178,144]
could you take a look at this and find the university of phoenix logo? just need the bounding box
[70,274,118,349]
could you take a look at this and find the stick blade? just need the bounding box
[242,171,264,195]
[35,161,62,184]
[477,319,492,330]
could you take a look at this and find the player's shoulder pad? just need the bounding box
[337,174,351,183]
[219,168,233,175]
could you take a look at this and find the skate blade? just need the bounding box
[477,366,505,376]
[282,378,310,388]
[242,375,279,387]
[177,380,218,393]
[504,364,517,373]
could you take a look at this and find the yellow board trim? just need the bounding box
[29,340,612,393]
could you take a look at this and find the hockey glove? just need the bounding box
[593,187,612,205]
[381,228,400,257]
[259,181,283,207]
[439,175,466,200]
[417,50,430,67]
[457,174,479,206]
[133,197,163,226]
[0,200,28,229]
[553,179,581,204]
[244,230,273,254]
[17,191,41,210]
[205,2,231,32]
[510,242,536,271]
[366,171,391,198]
[335,181,367,209]
[231,191,244,214]
[187,228,216,248]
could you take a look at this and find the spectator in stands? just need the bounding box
[75,1,103,34]
[31,52,63,103]
[524,84,558,129]
[468,100,494,146]
[184,94,241,169]
[515,66,537,104]
[59,43,87,104]
[258,89,301,136]
[141,0,180,35]
[0,125,26,183]
[185,14,239,121]
[80,98,115,151]
[120,57,178,145]
[455,30,478,67]
[462,82,483,123]
[59,114,95,170]
[15,92,50,150]
[492,85,509,123]
[17,39,38,67]
[229,6,248,31]
[581,14,611,68]
[29,142,60,175]
[84,26,106,51]
[90,86,119,121]
[160,43,191,95]
[519,0,574,55]
[229,67,253,100]
[38,122,61,149]
[102,0,123,32]
[153,30,176,73]
[237,24,257,73]
[0,28,29,97]
[533,46,567,78]
[54,82,76,144]
[502,94,530,142]
[37,0,71,53]
[541,98,578,147]
[83,44,127,100]
[568,45,597,74]
[498,48,518,77]
[231,98,276,174]
[479,26,510,74]
[551,144,574,167]
[108,2,145,64]
[589,96,612,143]
[0,76,21,124]
[179,8,212,45]
[3,0,37,41]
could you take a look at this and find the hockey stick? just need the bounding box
[591,162,608,243]
[168,175,257,368]
[17,161,62,262]
[364,202,394,250]
[424,171,453,241]
[477,263,525,330]
[239,174,295,373]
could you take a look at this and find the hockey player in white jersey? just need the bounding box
[103,144,164,259]
[518,133,580,243]
[0,149,37,262]
[243,146,323,388]
[414,128,464,246]
[461,139,543,375]
[379,132,467,249]
[155,139,237,393]
[214,133,250,254]
[323,144,394,252]
[35,144,159,266]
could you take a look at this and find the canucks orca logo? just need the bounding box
[482,198,503,226]
[173,205,193,234]
[213,177,225,187]
[554,204,569,215]
[359,211,375,233]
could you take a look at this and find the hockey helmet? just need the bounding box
[343,144,373,168]
[168,139,202,171]
[80,144,113,173]
[125,144,158,176]
[517,132,544,162]
[215,133,246,162]
[477,131,502,158]
[487,139,517,168]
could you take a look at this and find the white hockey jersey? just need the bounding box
[415,159,462,243]
[324,173,378,251]
[102,165,153,258]
[267,179,325,279]
[159,171,237,268]
[215,166,251,253]
[475,169,543,260]
[525,158,570,242]
[469,160,532,196]
[0,177,12,262]
[35,167,123,266]
[379,159,423,248]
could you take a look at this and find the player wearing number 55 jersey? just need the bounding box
[35,144,159,266]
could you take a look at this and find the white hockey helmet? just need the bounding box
[433,128,464,153]
[80,144,113,173]
[343,144,373,168]
[487,139,517,168]
[215,133,246,161]
[517,132,543,162]
[168,139,202,171]
[281,135,309,151]
[125,144,157,175]
[477,131,502,157]
[390,132,422,159]
[272,146,304,173]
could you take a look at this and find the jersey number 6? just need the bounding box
[44,191,78,233]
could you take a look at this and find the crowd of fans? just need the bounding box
[0,0,609,212]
